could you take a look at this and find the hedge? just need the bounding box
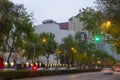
[0,69,100,80]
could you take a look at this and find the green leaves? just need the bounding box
[78,7,103,34]
[0,0,35,63]
[95,0,120,54]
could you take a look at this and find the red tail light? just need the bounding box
[32,65,37,70]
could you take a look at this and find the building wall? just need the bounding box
[35,21,76,44]
[69,16,83,31]
[35,20,76,64]
[68,16,92,42]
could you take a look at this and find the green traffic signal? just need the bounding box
[95,36,100,41]
[93,35,101,42]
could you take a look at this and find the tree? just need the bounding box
[77,40,96,66]
[59,34,78,67]
[39,32,57,68]
[78,7,103,34]
[0,0,34,64]
[23,33,43,62]
[0,0,14,48]
[95,0,120,54]
[78,3,120,54]
[54,47,62,68]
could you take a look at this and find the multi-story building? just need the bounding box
[35,18,93,64]
[35,19,76,44]
[35,19,76,64]
[68,16,92,42]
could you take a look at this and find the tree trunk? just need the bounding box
[72,53,74,67]
[7,48,14,67]
[46,54,49,69]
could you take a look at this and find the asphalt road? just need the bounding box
[13,72,120,80]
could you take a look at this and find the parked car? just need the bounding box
[101,68,113,75]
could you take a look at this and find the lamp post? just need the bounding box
[101,21,111,35]
[71,47,76,67]
[33,38,47,63]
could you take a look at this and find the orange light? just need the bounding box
[106,21,111,25]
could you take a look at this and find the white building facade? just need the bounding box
[35,19,76,64]
[35,20,76,44]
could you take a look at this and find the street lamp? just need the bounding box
[106,21,111,29]
[71,47,76,53]
[42,38,47,43]
[101,21,111,33]
[33,38,47,63]
[71,47,76,67]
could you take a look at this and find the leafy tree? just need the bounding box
[78,7,103,35]
[95,0,120,54]
[39,32,57,68]
[54,47,63,68]
[0,0,13,48]
[93,49,115,67]
[96,0,120,24]
[78,0,120,54]
[23,33,43,62]
[59,34,78,67]
[0,0,34,64]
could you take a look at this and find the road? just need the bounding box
[13,72,120,80]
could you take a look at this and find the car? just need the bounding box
[101,68,113,75]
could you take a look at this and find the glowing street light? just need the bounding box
[107,21,111,25]
[101,21,111,32]
[42,38,46,43]
[106,21,111,29]
[71,47,76,53]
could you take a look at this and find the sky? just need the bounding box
[10,0,95,25]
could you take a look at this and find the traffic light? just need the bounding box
[93,35,101,42]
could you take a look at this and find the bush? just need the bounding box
[0,69,100,80]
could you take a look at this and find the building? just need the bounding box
[35,19,76,44]
[35,19,76,64]
[68,16,92,42]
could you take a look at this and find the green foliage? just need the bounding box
[38,32,57,66]
[39,32,57,55]
[96,0,120,24]
[0,69,100,79]
[78,1,120,54]
[0,0,13,47]
[23,33,43,60]
[95,0,120,54]
[59,34,78,64]
[78,7,103,34]
[24,32,57,63]
[58,33,115,66]
[0,0,35,63]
